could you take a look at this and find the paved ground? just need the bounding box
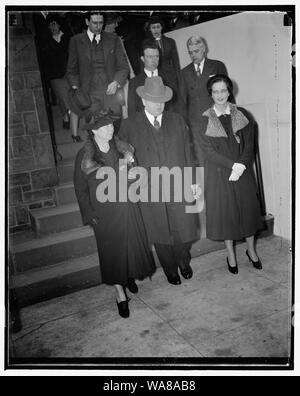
[9,235,292,361]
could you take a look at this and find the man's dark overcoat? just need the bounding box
[119,110,200,245]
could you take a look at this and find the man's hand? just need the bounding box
[106,81,119,95]
[128,167,139,180]
[191,184,202,200]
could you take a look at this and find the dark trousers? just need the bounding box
[154,242,192,277]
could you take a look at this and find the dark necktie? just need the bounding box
[156,39,163,54]
[196,63,201,77]
[92,34,98,47]
[153,116,160,129]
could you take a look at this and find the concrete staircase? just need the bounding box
[9,108,103,307]
[9,106,274,307]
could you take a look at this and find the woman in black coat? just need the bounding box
[143,16,183,114]
[197,74,263,274]
[73,112,155,317]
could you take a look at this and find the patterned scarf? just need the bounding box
[202,103,249,143]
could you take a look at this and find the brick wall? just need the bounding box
[9,24,58,233]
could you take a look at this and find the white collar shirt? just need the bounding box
[213,104,231,116]
[144,109,162,128]
[144,69,159,78]
[194,58,205,74]
[87,29,101,43]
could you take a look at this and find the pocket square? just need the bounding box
[209,74,216,78]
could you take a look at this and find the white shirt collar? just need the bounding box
[144,109,162,127]
[194,58,205,73]
[213,104,231,117]
[87,29,101,43]
[144,68,158,78]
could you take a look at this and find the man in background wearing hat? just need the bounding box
[119,76,201,286]
[143,16,183,115]
[66,11,130,141]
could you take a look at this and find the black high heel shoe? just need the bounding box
[116,299,130,318]
[246,250,263,270]
[227,257,238,275]
[127,278,138,294]
[71,135,83,143]
[62,119,70,130]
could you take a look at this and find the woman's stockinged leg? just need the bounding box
[114,284,127,303]
[245,235,259,261]
[224,239,237,267]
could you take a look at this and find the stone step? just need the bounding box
[10,226,97,273]
[11,239,225,308]
[55,182,77,205]
[9,215,274,307]
[11,253,101,308]
[57,159,74,184]
[29,202,82,235]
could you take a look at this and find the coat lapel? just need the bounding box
[80,32,92,61]
[101,32,112,62]
[202,58,216,80]
[137,112,160,165]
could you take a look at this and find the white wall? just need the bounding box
[166,12,292,240]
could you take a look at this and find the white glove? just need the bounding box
[232,162,246,177]
[229,170,240,182]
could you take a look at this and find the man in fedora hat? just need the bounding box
[66,11,130,140]
[119,76,201,285]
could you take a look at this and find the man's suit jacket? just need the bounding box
[145,36,181,94]
[119,110,199,245]
[66,30,129,93]
[181,58,228,165]
[127,71,170,116]
[181,57,228,126]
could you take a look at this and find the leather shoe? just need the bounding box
[116,299,130,318]
[227,257,238,275]
[246,250,263,270]
[72,135,83,143]
[127,278,138,294]
[179,264,193,279]
[166,273,181,285]
[62,120,70,130]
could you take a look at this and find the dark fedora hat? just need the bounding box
[136,76,173,103]
[80,109,120,131]
[68,88,92,117]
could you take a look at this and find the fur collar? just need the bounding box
[202,103,249,143]
[81,135,134,175]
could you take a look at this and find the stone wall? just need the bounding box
[9,23,58,233]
